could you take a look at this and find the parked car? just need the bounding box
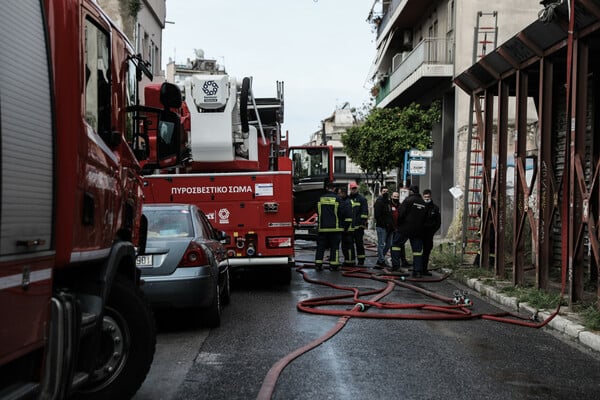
[137,203,230,327]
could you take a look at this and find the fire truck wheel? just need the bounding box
[77,275,156,399]
[202,281,222,328]
[220,269,231,306]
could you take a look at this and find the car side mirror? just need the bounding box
[219,231,231,244]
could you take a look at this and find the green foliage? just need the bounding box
[127,0,142,17]
[341,102,440,184]
[581,305,600,331]
[500,286,565,309]
[453,266,495,281]
[429,242,461,269]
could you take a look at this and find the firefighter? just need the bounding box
[349,182,369,266]
[391,185,428,276]
[315,182,351,271]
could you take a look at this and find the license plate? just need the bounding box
[136,255,153,267]
[295,229,309,235]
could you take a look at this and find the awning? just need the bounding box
[366,29,397,82]
[454,0,600,94]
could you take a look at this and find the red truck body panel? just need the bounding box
[143,165,295,266]
[1,0,158,396]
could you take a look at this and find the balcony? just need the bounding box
[375,37,454,107]
[375,0,436,45]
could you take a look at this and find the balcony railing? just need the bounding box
[376,37,454,104]
[376,0,404,37]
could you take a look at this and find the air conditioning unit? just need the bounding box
[392,53,403,71]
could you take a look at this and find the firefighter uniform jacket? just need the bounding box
[397,193,428,238]
[349,193,369,230]
[317,192,350,232]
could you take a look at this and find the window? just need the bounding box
[145,210,194,238]
[84,19,111,139]
[334,156,346,174]
[125,60,138,142]
[197,210,216,240]
[447,1,455,33]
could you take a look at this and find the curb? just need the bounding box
[363,229,600,354]
[456,273,600,354]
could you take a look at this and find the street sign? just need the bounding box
[409,149,433,158]
[409,159,427,175]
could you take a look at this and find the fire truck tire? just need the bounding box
[201,281,222,328]
[76,275,156,399]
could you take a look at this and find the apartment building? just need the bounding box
[368,0,541,235]
[307,106,367,189]
[98,0,166,81]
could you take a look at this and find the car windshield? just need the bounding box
[145,209,194,238]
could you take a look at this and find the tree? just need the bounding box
[341,101,440,186]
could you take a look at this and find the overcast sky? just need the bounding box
[162,0,376,145]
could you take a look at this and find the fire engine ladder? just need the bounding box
[461,11,497,262]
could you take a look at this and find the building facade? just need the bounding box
[367,0,541,236]
[98,0,166,81]
[306,107,371,190]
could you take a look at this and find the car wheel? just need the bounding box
[202,281,221,328]
[220,269,231,306]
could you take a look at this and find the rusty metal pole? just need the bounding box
[513,71,528,286]
[564,0,576,306]
[481,91,495,270]
[497,80,508,278]
[537,58,554,291]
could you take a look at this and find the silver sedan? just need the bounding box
[137,203,230,327]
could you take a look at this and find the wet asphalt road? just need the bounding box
[135,241,600,400]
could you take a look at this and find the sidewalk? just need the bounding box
[363,229,600,355]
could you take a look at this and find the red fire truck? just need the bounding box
[0,1,182,398]
[142,57,333,283]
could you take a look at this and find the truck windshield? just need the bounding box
[289,148,329,181]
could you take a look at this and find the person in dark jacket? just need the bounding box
[391,185,428,276]
[315,183,351,271]
[373,187,393,267]
[422,189,441,275]
[338,187,355,267]
[391,191,410,268]
[349,182,369,266]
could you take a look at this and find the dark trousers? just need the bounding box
[391,231,423,273]
[315,232,341,268]
[353,228,365,265]
[341,231,355,265]
[422,234,434,271]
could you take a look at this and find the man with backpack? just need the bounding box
[391,185,428,277]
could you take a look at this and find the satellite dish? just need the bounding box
[194,49,205,59]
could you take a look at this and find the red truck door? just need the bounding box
[0,0,54,364]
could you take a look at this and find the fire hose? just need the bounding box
[257,258,564,400]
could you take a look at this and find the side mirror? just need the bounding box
[160,82,182,109]
[156,83,184,168]
[219,231,231,245]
